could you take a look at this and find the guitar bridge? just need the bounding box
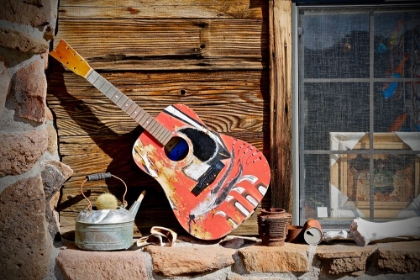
[191,161,225,196]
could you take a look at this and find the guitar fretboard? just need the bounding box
[86,70,172,146]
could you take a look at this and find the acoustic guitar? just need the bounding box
[50,39,271,240]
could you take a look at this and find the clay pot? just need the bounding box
[285,225,304,243]
[257,208,292,246]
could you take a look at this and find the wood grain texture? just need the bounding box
[269,0,292,211]
[48,0,271,238]
[48,68,270,137]
[53,19,268,71]
[58,0,267,19]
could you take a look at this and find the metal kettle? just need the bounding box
[75,173,146,251]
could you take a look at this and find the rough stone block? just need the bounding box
[377,241,420,273]
[316,244,376,275]
[15,58,47,122]
[0,0,49,27]
[46,123,58,154]
[146,244,236,277]
[238,243,310,273]
[56,243,149,280]
[41,160,73,238]
[0,61,11,118]
[0,128,48,176]
[41,160,72,200]
[0,175,51,280]
[0,27,49,54]
[228,274,289,280]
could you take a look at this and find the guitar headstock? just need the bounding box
[49,39,92,78]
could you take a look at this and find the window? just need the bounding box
[293,4,420,230]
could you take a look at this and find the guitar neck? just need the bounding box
[86,69,172,146]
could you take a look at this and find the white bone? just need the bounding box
[323,230,353,242]
[350,217,420,246]
[323,217,420,246]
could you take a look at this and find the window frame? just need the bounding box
[291,2,420,229]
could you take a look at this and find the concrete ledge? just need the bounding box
[56,238,420,279]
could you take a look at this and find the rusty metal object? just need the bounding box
[303,219,323,245]
[258,208,291,246]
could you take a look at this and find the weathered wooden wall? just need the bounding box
[47,0,271,238]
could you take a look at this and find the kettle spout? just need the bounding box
[129,190,146,218]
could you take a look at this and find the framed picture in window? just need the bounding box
[330,132,420,219]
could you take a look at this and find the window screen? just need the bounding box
[296,5,420,230]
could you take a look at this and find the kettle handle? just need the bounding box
[86,172,112,181]
[81,172,128,210]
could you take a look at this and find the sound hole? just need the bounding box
[164,128,217,162]
[165,136,189,161]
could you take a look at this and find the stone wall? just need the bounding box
[0,1,72,279]
[56,239,420,280]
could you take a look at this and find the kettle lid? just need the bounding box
[76,207,134,224]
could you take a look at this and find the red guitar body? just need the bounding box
[133,104,270,240]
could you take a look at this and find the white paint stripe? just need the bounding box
[246,195,258,207]
[235,202,250,217]
[232,187,245,194]
[258,185,267,196]
[214,211,226,217]
[238,175,258,184]
[225,195,234,202]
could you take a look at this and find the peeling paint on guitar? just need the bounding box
[133,104,270,240]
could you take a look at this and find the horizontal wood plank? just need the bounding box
[86,58,265,71]
[50,102,268,135]
[48,69,269,99]
[47,70,270,135]
[53,19,268,71]
[58,0,267,19]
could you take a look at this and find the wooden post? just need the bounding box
[269,0,292,211]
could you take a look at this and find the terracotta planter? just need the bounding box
[257,208,292,246]
[285,225,304,243]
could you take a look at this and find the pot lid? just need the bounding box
[76,207,133,224]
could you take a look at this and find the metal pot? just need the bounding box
[75,173,145,251]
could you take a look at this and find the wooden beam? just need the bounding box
[269,0,292,211]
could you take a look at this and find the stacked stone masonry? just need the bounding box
[56,239,420,280]
[0,1,72,279]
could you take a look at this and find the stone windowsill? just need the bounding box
[56,236,420,279]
